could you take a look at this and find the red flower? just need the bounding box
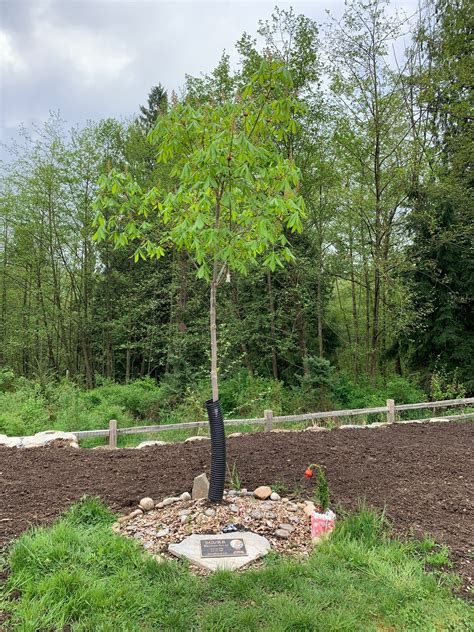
[305,468,314,479]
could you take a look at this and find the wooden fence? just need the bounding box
[73,397,474,448]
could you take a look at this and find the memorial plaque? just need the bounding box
[200,537,247,558]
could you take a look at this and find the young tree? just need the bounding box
[93,59,306,499]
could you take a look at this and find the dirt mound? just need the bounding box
[0,421,472,595]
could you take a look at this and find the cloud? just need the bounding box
[0,30,27,72]
[0,0,417,157]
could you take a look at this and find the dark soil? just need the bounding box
[0,421,472,595]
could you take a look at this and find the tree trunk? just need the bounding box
[266,271,279,380]
[210,275,219,401]
[230,282,254,377]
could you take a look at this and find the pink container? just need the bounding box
[311,509,336,541]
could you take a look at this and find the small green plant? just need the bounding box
[271,481,288,495]
[226,460,241,491]
[305,463,330,512]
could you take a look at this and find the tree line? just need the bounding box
[1,0,472,395]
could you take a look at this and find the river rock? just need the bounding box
[129,509,144,519]
[192,473,210,500]
[156,528,170,537]
[136,440,167,449]
[275,529,291,538]
[270,492,281,501]
[162,497,180,506]
[180,492,191,501]
[185,436,210,442]
[139,497,154,512]
[204,508,216,518]
[253,486,272,500]
[0,435,21,448]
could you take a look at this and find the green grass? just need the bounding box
[1,498,471,631]
[0,371,433,445]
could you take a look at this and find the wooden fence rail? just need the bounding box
[73,396,474,446]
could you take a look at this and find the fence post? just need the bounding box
[109,419,118,449]
[387,399,395,424]
[264,409,273,432]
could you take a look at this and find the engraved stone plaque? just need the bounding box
[200,537,247,558]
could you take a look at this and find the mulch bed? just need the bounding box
[0,421,472,595]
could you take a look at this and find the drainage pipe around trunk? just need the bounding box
[206,398,226,502]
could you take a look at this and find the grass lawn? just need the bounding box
[1,498,471,631]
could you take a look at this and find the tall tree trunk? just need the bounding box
[349,228,360,377]
[230,282,254,377]
[210,273,219,401]
[266,271,279,380]
[0,220,7,366]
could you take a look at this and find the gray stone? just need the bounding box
[339,424,366,429]
[275,529,291,538]
[178,508,192,517]
[185,436,210,442]
[278,524,295,533]
[21,431,79,449]
[0,434,21,448]
[286,503,298,512]
[253,486,272,500]
[136,440,167,449]
[168,532,271,571]
[192,473,210,500]
[229,504,238,513]
[204,508,216,518]
[139,497,154,511]
[250,510,263,520]
[156,527,170,537]
[180,492,191,501]
[162,497,180,506]
[270,492,281,501]
[227,489,238,497]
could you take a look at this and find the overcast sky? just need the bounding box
[0,0,417,153]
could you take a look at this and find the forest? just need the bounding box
[0,0,472,437]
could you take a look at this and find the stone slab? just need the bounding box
[168,532,271,571]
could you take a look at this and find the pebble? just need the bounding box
[266,511,276,519]
[228,489,238,497]
[180,492,191,501]
[270,492,281,501]
[117,515,131,524]
[139,497,155,512]
[162,497,179,506]
[251,510,263,520]
[279,523,295,533]
[229,504,238,513]
[155,528,170,538]
[254,486,273,500]
[129,509,144,519]
[156,502,164,509]
[204,508,216,518]
[286,503,298,512]
[275,529,291,538]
